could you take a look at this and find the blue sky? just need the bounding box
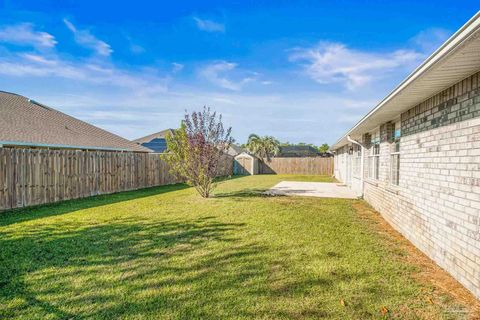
[0,1,478,145]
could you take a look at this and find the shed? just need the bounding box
[226,144,246,156]
[234,152,258,175]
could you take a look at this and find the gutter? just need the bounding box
[332,11,480,150]
[0,140,140,152]
[347,135,365,198]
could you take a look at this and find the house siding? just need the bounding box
[334,73,480,298]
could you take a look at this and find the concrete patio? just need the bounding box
[266,181,359,199]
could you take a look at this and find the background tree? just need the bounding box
[318,143,330,153]
[246,134,280,161]
[164,107,233,198]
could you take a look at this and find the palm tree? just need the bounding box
[246,134,280,161]
[246,134,261,154]
[318,143,330,153]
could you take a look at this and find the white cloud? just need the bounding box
[0,23,57,49]
[124,34,145,54]
[1,23,447,145]
[199,61,240,90]
[193,17,225,33]
[22,53,58,65]
[130,43,145,54]
[0,52,168,94]
[63,19,113,56]
[411,28,451,54]
[289,42,423,90]
[31,88,370,144]
[172,62,184,73]
[199,61,258,91]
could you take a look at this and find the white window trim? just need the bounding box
[368,144,380,180]
[390,150,400,186]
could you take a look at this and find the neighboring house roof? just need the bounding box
[333,11,480,149]
[132,129,175,144]
[133,129,175,153]
[277,145,320,157]
[0,91,151,152]
[234,152,257,159]
[226,144,246,156]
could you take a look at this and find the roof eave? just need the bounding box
[0,140,152,153]
[332,11,480,150]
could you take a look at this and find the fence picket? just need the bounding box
[0,148,233,211]
[259,157,334,175]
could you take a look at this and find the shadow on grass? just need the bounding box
[0,175,428,318]
[1,212,379,319]
[0,216,254,319]
[214,174,246,182]
[0,183,190,227]
[214,188,271,199]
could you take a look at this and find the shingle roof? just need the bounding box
[0,91,151,152]
[132,129,175,144]
[226,144,246,156]
[278,145,320,157]
[132,129,175,153]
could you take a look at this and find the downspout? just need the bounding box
[347,135,365,198]
[331,150,336,179]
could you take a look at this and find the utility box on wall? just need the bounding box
[233,152,258,175]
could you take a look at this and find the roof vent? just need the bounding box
[28,99,52,110]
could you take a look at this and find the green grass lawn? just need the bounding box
[0,175,465,319]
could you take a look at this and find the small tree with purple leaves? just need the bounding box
[164,107,234,198]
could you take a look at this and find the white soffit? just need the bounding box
[333,11,480,149]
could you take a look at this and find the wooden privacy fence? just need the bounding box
[0,148,233,211]
[259,157,334,175]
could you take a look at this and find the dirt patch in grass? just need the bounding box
[352,201,480,319]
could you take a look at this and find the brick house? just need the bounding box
[332,12,480,298]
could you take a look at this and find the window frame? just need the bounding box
[368,143,380,180]
[390,138,400,186]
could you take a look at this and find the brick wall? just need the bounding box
[335,71,480,298]
[364,117,480,298]
[402,71,480,136]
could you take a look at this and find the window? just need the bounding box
[368,143,380,180]
[390,131,401,185]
